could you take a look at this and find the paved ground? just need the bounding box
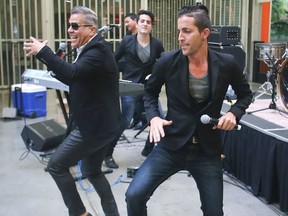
[0,88,286,216]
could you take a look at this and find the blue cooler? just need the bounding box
[12,83,47,117]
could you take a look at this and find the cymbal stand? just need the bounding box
[252,72,273,101]
[247,55,281,114]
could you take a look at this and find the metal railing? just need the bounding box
[0,0,242,89]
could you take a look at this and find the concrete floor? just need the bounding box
[0,88,286,216]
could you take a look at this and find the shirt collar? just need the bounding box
[74,34,97,62]
[76,34,97,54]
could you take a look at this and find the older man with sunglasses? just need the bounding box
[23,6,120,216]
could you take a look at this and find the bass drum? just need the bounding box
[277,59,288,112]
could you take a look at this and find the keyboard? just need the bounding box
[22,69,144,96]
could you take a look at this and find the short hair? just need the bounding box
[137,10,155,25]
[178,5,211,32]
[195,3,209,14]
[71,6,98,26]
[125,13,137,20]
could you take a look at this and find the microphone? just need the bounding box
[56,42,67,57]
[98,25,110,34]
[108,24,121,28]
[98,24,121,34]
[200,114,241,130]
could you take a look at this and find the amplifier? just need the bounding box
[21,119,66,152]
[209,26,241,45]
[209,44,246,73]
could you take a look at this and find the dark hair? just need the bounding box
[125,13,137,20]
[137,10,155,25]
[178,5,211,32]
[196,3,209,14]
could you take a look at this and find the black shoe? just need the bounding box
[87,213,92,216]
[127,120,137,129]
[104,156,119,169]
[141,143,154,157]
[133,121,144,130]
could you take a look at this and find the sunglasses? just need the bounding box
[68,22,93,31]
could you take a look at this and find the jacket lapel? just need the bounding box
[195,49,221,115]
[177,54,197,106]
[208,49,220,98]
[149,38,157,62]
[77,34,102,60]
[178,54,189,91]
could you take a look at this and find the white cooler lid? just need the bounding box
[11,83,46,93]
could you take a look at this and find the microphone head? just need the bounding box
[59,42,67,51]
[98,26,110,33]
[200,114,210,124]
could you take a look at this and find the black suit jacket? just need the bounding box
[144,48,252,156]
[114,34,164,84]
[36,34,121,147]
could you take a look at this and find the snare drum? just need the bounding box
[277,59,288,111]
[255,43,286,61]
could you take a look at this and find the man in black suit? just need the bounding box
[116,13,137,73]
[24,6,120,216]
[125,5,252,216]
[104,10,165,169]
[124,13,137,35]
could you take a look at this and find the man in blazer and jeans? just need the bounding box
[125,5,252,216]
[24,6,120,216]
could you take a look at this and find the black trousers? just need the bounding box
[47,128,119,216]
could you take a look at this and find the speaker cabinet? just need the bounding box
[21,119,66,152]
[209,44,246,73]
[209,26,241,45]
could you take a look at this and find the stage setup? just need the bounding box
[221,41,288,213]
[2,25,287,215]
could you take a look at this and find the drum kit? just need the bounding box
[248,42,288,114]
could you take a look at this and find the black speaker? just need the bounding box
[21,119,66,152]
[209,44,246,73]
[209,26,241,45]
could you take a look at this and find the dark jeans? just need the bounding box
[121,95,142,126]
[125,143,224,216]
[105,114,127,157]
[130,96,165,125]
[105,95,165,157]
[47,128,119,216]
[105,95,141,157]
[133,95,146,124]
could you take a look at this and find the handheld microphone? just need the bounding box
[56,42,67,57]
[200,114,241,130]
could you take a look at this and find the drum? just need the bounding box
[277,59,288,112]
[255,43,286,61]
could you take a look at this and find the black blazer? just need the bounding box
[114,34,164,84]
[144,48,252,156]
[36,34,121,147]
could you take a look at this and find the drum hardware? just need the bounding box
[248,43,287,114]
[277,58,288,112]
